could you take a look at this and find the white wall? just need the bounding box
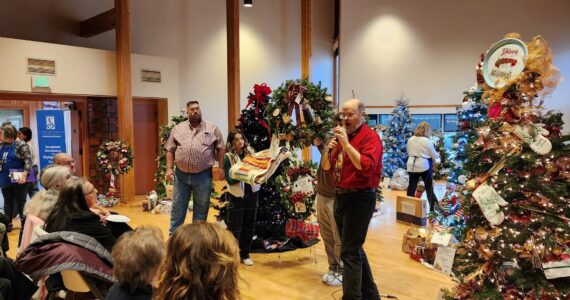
[0,37,180,116]
[340,0,570,128]
[239,0,302,109]
[178,0,229,135]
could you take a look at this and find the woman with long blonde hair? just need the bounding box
[406,121,440,212]
[154,223,240,300]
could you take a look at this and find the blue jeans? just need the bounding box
[169,168,213,235]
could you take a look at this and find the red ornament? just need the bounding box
[488,102,502,119]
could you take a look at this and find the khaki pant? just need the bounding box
[316,193,342,273]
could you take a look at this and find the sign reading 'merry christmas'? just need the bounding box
[482,38,528,88]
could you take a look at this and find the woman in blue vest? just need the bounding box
[223,129,260,266]
[0,125,33,232]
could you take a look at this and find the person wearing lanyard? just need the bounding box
[323,99,383,300]
[406,121,440,212]
[0,125,33,232]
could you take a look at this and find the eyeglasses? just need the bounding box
[84,188,98,196]
[339,113,357,119]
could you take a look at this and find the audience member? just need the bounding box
[44,179,116,252]
[18,127,39,198]
[24,165,70,221]
[107,226,165,300]
[154,223,239,300]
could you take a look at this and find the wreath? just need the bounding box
[266,79,335,149]
[274,160,317,220]
[96,140,134,176]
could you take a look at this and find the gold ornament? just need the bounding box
[286,133,294,142]
[475,227,489,242]
[273,108,281,117]
[282,114,291,124]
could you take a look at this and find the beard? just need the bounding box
[189,114,202,123]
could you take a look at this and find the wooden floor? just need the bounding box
[7,181,454,300]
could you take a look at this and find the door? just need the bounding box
[133,99,159,195]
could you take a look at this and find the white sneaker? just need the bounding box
[242,258,254,266]
[326,273,343,286]
[321,271,335,283]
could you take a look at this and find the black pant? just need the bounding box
[1,183,28,226]
[0,257,38,300]
[334,191,380,300]
[407,165,437,212]
[226,191,258,259]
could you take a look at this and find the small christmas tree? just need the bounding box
[447,34,570,299]
[382,95,414,178]
[432,131,451,180]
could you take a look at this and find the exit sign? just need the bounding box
[31,75,52,93]
[33,76,49,87]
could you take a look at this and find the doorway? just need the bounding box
[133,99,159,195]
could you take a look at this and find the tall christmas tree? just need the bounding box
[448,34,570,299]
[447,87,488,184]
[382,96,414,178]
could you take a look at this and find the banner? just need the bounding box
[36,110,67,169]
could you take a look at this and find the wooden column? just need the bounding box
[115,0,135,203]
[301,0,312,160]
[227,0,240,131]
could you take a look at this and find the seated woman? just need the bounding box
[44,179,116,252]
[106,226,164,300]
[24,165,70,221]
[154,223,240,300]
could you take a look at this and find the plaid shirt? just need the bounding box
[165,120,224,173]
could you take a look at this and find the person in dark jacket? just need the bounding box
[0,256,38,300]
[45,179,116,252]
[106,226,164,300]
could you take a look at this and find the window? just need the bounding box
[411,114,442,131]
[379,114,391,126]
[444,114,458,132]
[366,114,378,126]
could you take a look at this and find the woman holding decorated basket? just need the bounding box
[223,129,260,266]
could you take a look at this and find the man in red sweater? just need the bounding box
[323,99,382,300]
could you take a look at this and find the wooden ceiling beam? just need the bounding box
[80,8,116,38]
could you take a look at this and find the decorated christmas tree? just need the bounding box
[382,96,414,178]
[447,34,570,299]
[154,114,187,199]
[432,131,451,180]
[447,87,488,184]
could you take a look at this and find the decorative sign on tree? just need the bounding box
[274,160,318,221]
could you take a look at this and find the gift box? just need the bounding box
[396,195,428,226]
[285,219,319,242]
[402,227,426,254]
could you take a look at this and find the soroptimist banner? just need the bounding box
[36,109,68,169]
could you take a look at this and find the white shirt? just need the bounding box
[406,136,440,173]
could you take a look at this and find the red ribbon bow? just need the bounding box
[246,83,271,129]
[286,83,307,126]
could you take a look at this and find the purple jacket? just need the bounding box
[16,231,115,283]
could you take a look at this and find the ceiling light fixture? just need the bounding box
[244,0,253,7]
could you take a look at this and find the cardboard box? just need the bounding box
[396,195,427,226]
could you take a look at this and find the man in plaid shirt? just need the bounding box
[165,101,225,235]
